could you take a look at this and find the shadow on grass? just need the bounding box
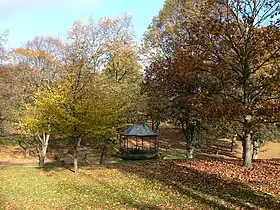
[199,138,241,159]
[37,164,59,172]
[110,159,280,210]
[121,199,162,210]
[34,162,77,173]
[35,161,96,173]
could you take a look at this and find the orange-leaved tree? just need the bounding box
[143,0,280,167]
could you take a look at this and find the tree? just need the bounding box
[0,30,13,136]
[144,0,280,167]
[190,0,280,168]
[12,36,64,166]
[143,57,219,158]
[13,36,63,86]
[17,86,55,167]
[143,0,220,159]
[64,14,140,168]
[20,72,128,171]
[17,14,141,171]
[0,30,9,64]
[0,66,13,135]
[103,26,143,125]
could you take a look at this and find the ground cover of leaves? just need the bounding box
[0,158,279,210]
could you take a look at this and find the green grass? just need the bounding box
[0,166,200,209]
[1,160,279,209]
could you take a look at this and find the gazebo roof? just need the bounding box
[124,123,158,137]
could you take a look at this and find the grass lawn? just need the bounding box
[1,128,280,209]
[0,159,280,210]
[0,165,199,210]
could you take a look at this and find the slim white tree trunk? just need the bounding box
[38,132,50,168]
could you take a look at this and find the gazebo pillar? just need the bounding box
[127,137,128,150]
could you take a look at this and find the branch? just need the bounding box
[37,134,43,143]
[251,47,280,74]
[251,86,266,103]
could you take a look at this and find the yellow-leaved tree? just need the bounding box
[17,14,141,172]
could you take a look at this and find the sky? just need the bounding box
[0,0,165,48]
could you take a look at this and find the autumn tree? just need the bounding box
[11,36,64,165]
[20,63,129,171]
[18,14,141,171]
[64,14,141,167]
[0,67,13,136]
[143,56,219,158]
[189,0,280,167]
[13,36,63,86]
[0,30,9,64]
[143,0,220,158]
[17,91,52,167]
[144,0,280,167]
[0,30,13,135]
[103,15,141,84]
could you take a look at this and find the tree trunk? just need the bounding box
[39,152,45,168]
[73,147,78,173]
[252,139,260,160]
[25,148,30,159]
[19,140,31,159]
[242,57,253,168]
[155,120,160,133]
[242,115,252,168]
[73,136,82,173]
[38,132,50,168]
[242,138,245,161]
[252,146,259,160]
[188,123,195,159]
[231,134,237,152]
[99,144,108,165]
[0,117,4,136]
[181,121,189,159]
[182,120,195,160]
[186,146,194,159]
[151,119,154,131]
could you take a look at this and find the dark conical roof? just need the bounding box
[124,123,158,137]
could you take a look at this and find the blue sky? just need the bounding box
[0,0,165,48]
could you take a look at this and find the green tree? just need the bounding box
[17,14,141,171]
